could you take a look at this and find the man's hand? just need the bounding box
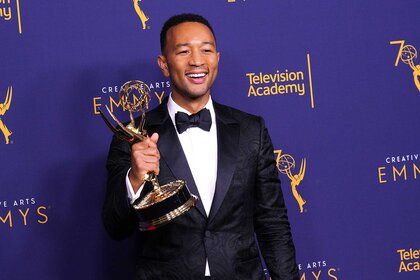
[128,133,160,193]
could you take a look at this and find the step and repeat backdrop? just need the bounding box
[1,1,419,279]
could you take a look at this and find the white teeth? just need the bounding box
[187,73,206,78]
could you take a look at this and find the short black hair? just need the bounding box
[160,13,216,53]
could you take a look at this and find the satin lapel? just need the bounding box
[146,102,207,218]
[208,103,239,223]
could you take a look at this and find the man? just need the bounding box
[103,13,299,280]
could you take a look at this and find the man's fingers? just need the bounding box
[141,164,160,175]
[132,133,159,150]
[143,133,159,149]
[137,154,160,164]
[132,141,159,153]
[130,133,160,180]
[132,140,149,150]
[150,132,159,144]
[132,147,160,159]
[134,162,160,177]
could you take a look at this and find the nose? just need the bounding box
[189,50,204,66]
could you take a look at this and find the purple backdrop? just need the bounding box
[1,1,419,279]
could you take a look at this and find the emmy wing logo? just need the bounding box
[133,0,149,30]
[0,86,13,144]
[390,40,420,93]
[274,150,307,213]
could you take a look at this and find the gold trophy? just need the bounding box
[99,80,197,231]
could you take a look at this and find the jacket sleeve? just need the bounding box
[102,134,138,240]
[253,118,299,280]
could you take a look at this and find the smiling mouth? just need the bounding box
[186,72,208,79]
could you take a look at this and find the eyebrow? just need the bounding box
[174,41,216,48]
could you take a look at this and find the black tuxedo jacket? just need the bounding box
[102,99,298,280]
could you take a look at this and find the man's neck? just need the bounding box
[171,93,210,113]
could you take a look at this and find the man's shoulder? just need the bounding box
[213,101,263,125]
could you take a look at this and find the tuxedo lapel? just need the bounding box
[146,101,207,218]
[208,102,240,223]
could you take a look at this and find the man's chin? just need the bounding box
[177,90,210,101]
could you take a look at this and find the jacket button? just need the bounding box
[205,230,211,237]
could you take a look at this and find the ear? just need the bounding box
[157,55,170,77]
[217,52,220,62]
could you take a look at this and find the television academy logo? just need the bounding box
[397,248,419,273]
[0,0,23,34]
[245,54,315,109]
[274,149,307,213]
[133,0,149,30]
[390,40,420,93]
[0,85,13,144]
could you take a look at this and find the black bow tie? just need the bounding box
[175,108,212,134]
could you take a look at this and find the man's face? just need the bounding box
[158,22,220,102]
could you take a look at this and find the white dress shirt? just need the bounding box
[126,94,218,276]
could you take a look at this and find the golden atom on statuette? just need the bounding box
[277,154,296,174]
[119,80,151,113]
[401,45,417,65]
